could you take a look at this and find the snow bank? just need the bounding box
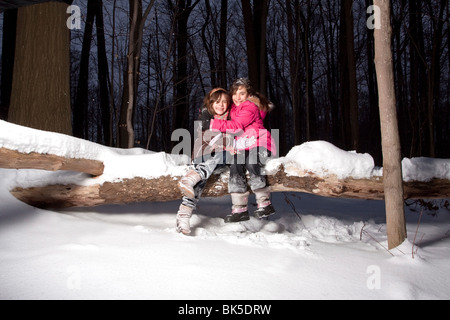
[1,121,449,185]
[0,120,189,186]
[0,120,102,160]
[402,157,450,182]
[267,141,378,179]
[1,121,450,300]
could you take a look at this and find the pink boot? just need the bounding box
[253,187,276,219]
[176,204,193,235]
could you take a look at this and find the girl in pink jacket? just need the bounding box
[203,78,277,222]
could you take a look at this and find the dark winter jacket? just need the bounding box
[192,108,233,161]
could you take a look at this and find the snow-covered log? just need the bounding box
[0,147,104,176]
[9,167,450,209]
[1,120,449,209]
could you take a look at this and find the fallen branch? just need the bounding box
[0,147,104,176]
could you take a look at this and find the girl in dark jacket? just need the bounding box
[176,88,233,234]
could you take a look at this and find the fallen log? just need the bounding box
[0,147,104,176]
[10,166,450,209]
[2,121,448,209]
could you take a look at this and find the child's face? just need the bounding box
[213,94,229,116]
[232,86,250,106]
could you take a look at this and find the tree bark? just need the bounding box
[218,0,228,88]
[373,0,407,249]
[241,0,268,94]
[73,0,96,139]
[338,0,359,151]
[0,148,104,176]
[95,0,112,146]
[0,9,17,121]
[286,0,303,146]
[8,2,72,135]
[170,0,200,137]
[126,0,139,148]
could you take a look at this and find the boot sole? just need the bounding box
[224,214,250,223]
[255,211,275,219]
[254,207,276,219]
[176,225,191,235]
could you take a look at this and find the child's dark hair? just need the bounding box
[204,88,231,116]
[230,78,273,113]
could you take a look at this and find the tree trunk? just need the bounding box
[365,0,381,165]
[286,0,303,146]
[119,0,156,148]
[241,0,258,89]
[0,147,104,176]
[172,0,199,135]
[338,0,359,151]
[0,9,17,121]
[73,0,96,139]
[9,167,450,209]
[218,0,228,88]
[300,3,316,141]
[126,0,139,148]
[241,0,268,94]
[201,0,217,87]
[408,0,428,157]
[8,2,72,135]
[427,0,448,158]
[95,0,112,146]
[373,0,407,249]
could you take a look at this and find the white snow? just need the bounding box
[267,140,378,179]
[1,120,450,300]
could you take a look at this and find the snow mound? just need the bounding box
[267,140,377,179]
[402,157,450,182]
[0,120,190,186]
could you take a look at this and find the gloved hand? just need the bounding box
[201,118,211,131]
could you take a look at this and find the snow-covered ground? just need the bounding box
[0,120,449,300]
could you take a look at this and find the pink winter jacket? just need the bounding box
[210,100,277,156]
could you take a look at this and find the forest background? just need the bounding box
[0,0,449,165]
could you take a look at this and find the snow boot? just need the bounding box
[224,192,250,223]
[254,204,276,219]
[253,187,276,219]
[178,169,202,199]
[176,204,193,235]
[224,207,250,223]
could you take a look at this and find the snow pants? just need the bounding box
[181,151,229,209]
[228,147,272,194]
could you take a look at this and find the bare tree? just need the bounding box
[241,0,269,94]
[339,0,359,151]
[120,0,157,148]
[73,0,96,139]
[168,0,200,138]
[373,0,407,249]
[8,2,72,135]
[0,9,17,121]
